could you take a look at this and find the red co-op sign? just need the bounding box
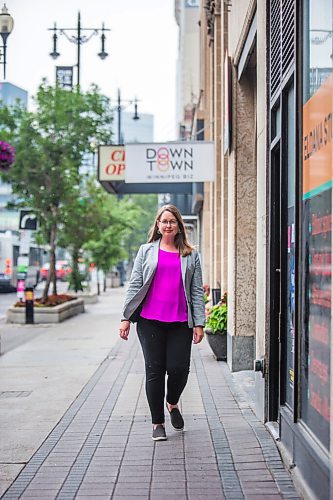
[98,145,126,181]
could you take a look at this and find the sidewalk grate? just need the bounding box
[57,337,93,341]
[0,391,32,398]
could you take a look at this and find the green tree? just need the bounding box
[84,195,141,279]
[0,82,113,301]
[57,179,106,292]
[122,194,158,263]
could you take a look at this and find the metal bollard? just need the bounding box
[25,287,34,324]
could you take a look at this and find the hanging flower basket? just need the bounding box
[0,141,15,172]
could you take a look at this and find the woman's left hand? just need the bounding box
[193,326,204,344]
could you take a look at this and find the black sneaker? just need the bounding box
[167,406,184,431]
[152,424,167,441]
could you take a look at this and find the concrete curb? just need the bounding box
[6,298,85,324]
[68,292,98,304]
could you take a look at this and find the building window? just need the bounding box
[300,0,332,450]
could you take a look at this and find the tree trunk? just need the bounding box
[52,267,57,296]
[97,268,100,295]
[71,247,83,292]
[42,225,57,301]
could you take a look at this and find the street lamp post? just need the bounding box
[0,3,14,80]
[48,12,110,87]
[116,88,140,144]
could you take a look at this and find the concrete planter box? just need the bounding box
[106,271,121,288]
[6,298,85,324]
[69,291,98,304]
[205,328,227,361]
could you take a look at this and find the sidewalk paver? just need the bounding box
[1,287,301,500]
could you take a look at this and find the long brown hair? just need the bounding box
[147,204,194,256]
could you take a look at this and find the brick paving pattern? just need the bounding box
[1,332,301,500]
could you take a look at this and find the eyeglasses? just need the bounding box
[159,219,178,226]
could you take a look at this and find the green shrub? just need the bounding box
[206,303,227,334]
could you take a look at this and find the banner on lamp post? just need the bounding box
[124,142,215,183]
[56,66,73,89]
[98,145,126,181]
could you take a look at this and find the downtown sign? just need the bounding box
[98,142,215,194]
[124,142,215,183]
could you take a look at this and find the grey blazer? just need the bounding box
[122,240,205,328]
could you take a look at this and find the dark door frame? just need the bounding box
[268,133,282,422]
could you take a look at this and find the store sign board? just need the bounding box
[124,142,215,183]
[98,145,126,181]
[303,73,333,198]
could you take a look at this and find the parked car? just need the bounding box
[40,260,72,281]
[56,260,72,281]
[40,262,50,281]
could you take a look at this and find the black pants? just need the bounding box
[137,317,193,424]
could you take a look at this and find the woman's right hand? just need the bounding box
[119,320,131,340]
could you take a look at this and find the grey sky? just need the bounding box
[4,0,178,141]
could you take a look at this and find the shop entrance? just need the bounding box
[268,80,296,423]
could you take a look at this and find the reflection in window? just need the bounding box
[303,0,333,101]
[301,0,332,450]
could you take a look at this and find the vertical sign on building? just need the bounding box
[224,51,231,155]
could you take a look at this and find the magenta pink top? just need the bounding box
[140,248,188,323]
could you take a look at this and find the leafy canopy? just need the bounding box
[0,81,113,240]
[0,82,113,298]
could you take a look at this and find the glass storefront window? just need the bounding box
[301,0,332,450]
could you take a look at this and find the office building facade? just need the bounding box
[198,1,332,497]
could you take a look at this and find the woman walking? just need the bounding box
[119,204,205,441]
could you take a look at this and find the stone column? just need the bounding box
[227,63,257,371]
[254,0,268,421]
[220,4,228,295]
[201,13,214,286]
[213,12,222,290]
